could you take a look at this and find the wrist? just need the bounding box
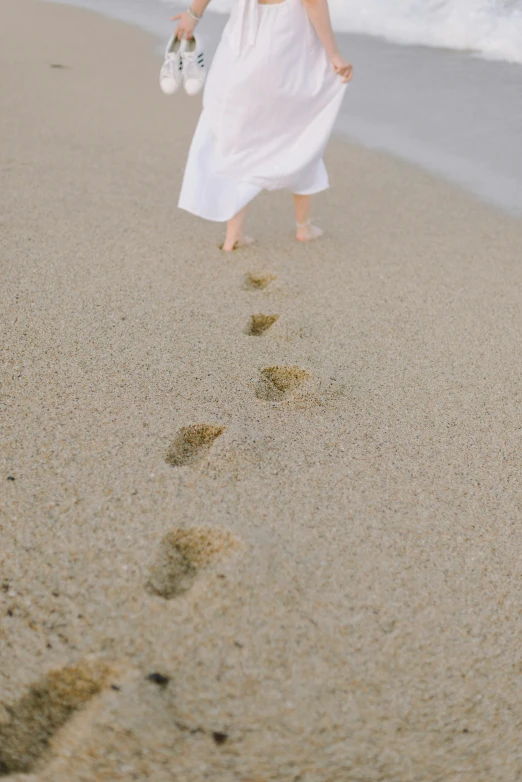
[187,7,201,21]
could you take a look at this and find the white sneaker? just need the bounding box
[159,35,184,95]
[182,36,206,96]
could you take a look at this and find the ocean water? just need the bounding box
[331,0,522,65]
[41,0,522,215]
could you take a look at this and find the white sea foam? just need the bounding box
[165,0,522,65]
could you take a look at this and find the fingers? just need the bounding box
[336,65,353,83]
[175,25,190,39]
[172,14,195,39]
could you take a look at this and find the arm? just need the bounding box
[302,0,353,82]
[171,0,212,40]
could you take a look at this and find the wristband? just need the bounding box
[187,7,201,21]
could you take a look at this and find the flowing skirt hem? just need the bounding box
[178,112,331,223]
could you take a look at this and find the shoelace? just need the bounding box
[183,52,203,79]
[161,55,179,78]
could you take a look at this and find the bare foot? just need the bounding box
[220,236,255,252]
[296,223,324,243]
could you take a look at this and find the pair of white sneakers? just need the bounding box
[160,34,206,97]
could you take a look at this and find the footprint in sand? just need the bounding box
[246,313,280,336]
[146,527,241,599]
[165,424,225,467]
[244,271,277,290]
[0,660,112,776]
[255,365,310,402]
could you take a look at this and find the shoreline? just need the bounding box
[3,0,522,779]
[41,0,522,216]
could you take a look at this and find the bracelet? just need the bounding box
[187,7,201,21]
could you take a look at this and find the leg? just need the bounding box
[222,206,253,252]
[293,194,324,243]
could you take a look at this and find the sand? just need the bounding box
[2,0,522,779]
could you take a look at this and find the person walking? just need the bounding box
[175,0,353,251]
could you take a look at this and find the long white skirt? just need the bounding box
[178,0,346,222]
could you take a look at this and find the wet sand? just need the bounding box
[2,1,522,779]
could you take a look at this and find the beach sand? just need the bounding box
[2,1,522,779]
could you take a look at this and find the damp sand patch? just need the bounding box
[146,526,241,599]
[255,365,310,402]
[244,271,277,290]
[246,314,280,336]
[0,660,112,776]
[165,424,225,467]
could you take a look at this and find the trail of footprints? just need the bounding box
[0,268,312,776]
[0,528,240,776]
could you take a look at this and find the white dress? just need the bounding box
[178,0,346,222]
